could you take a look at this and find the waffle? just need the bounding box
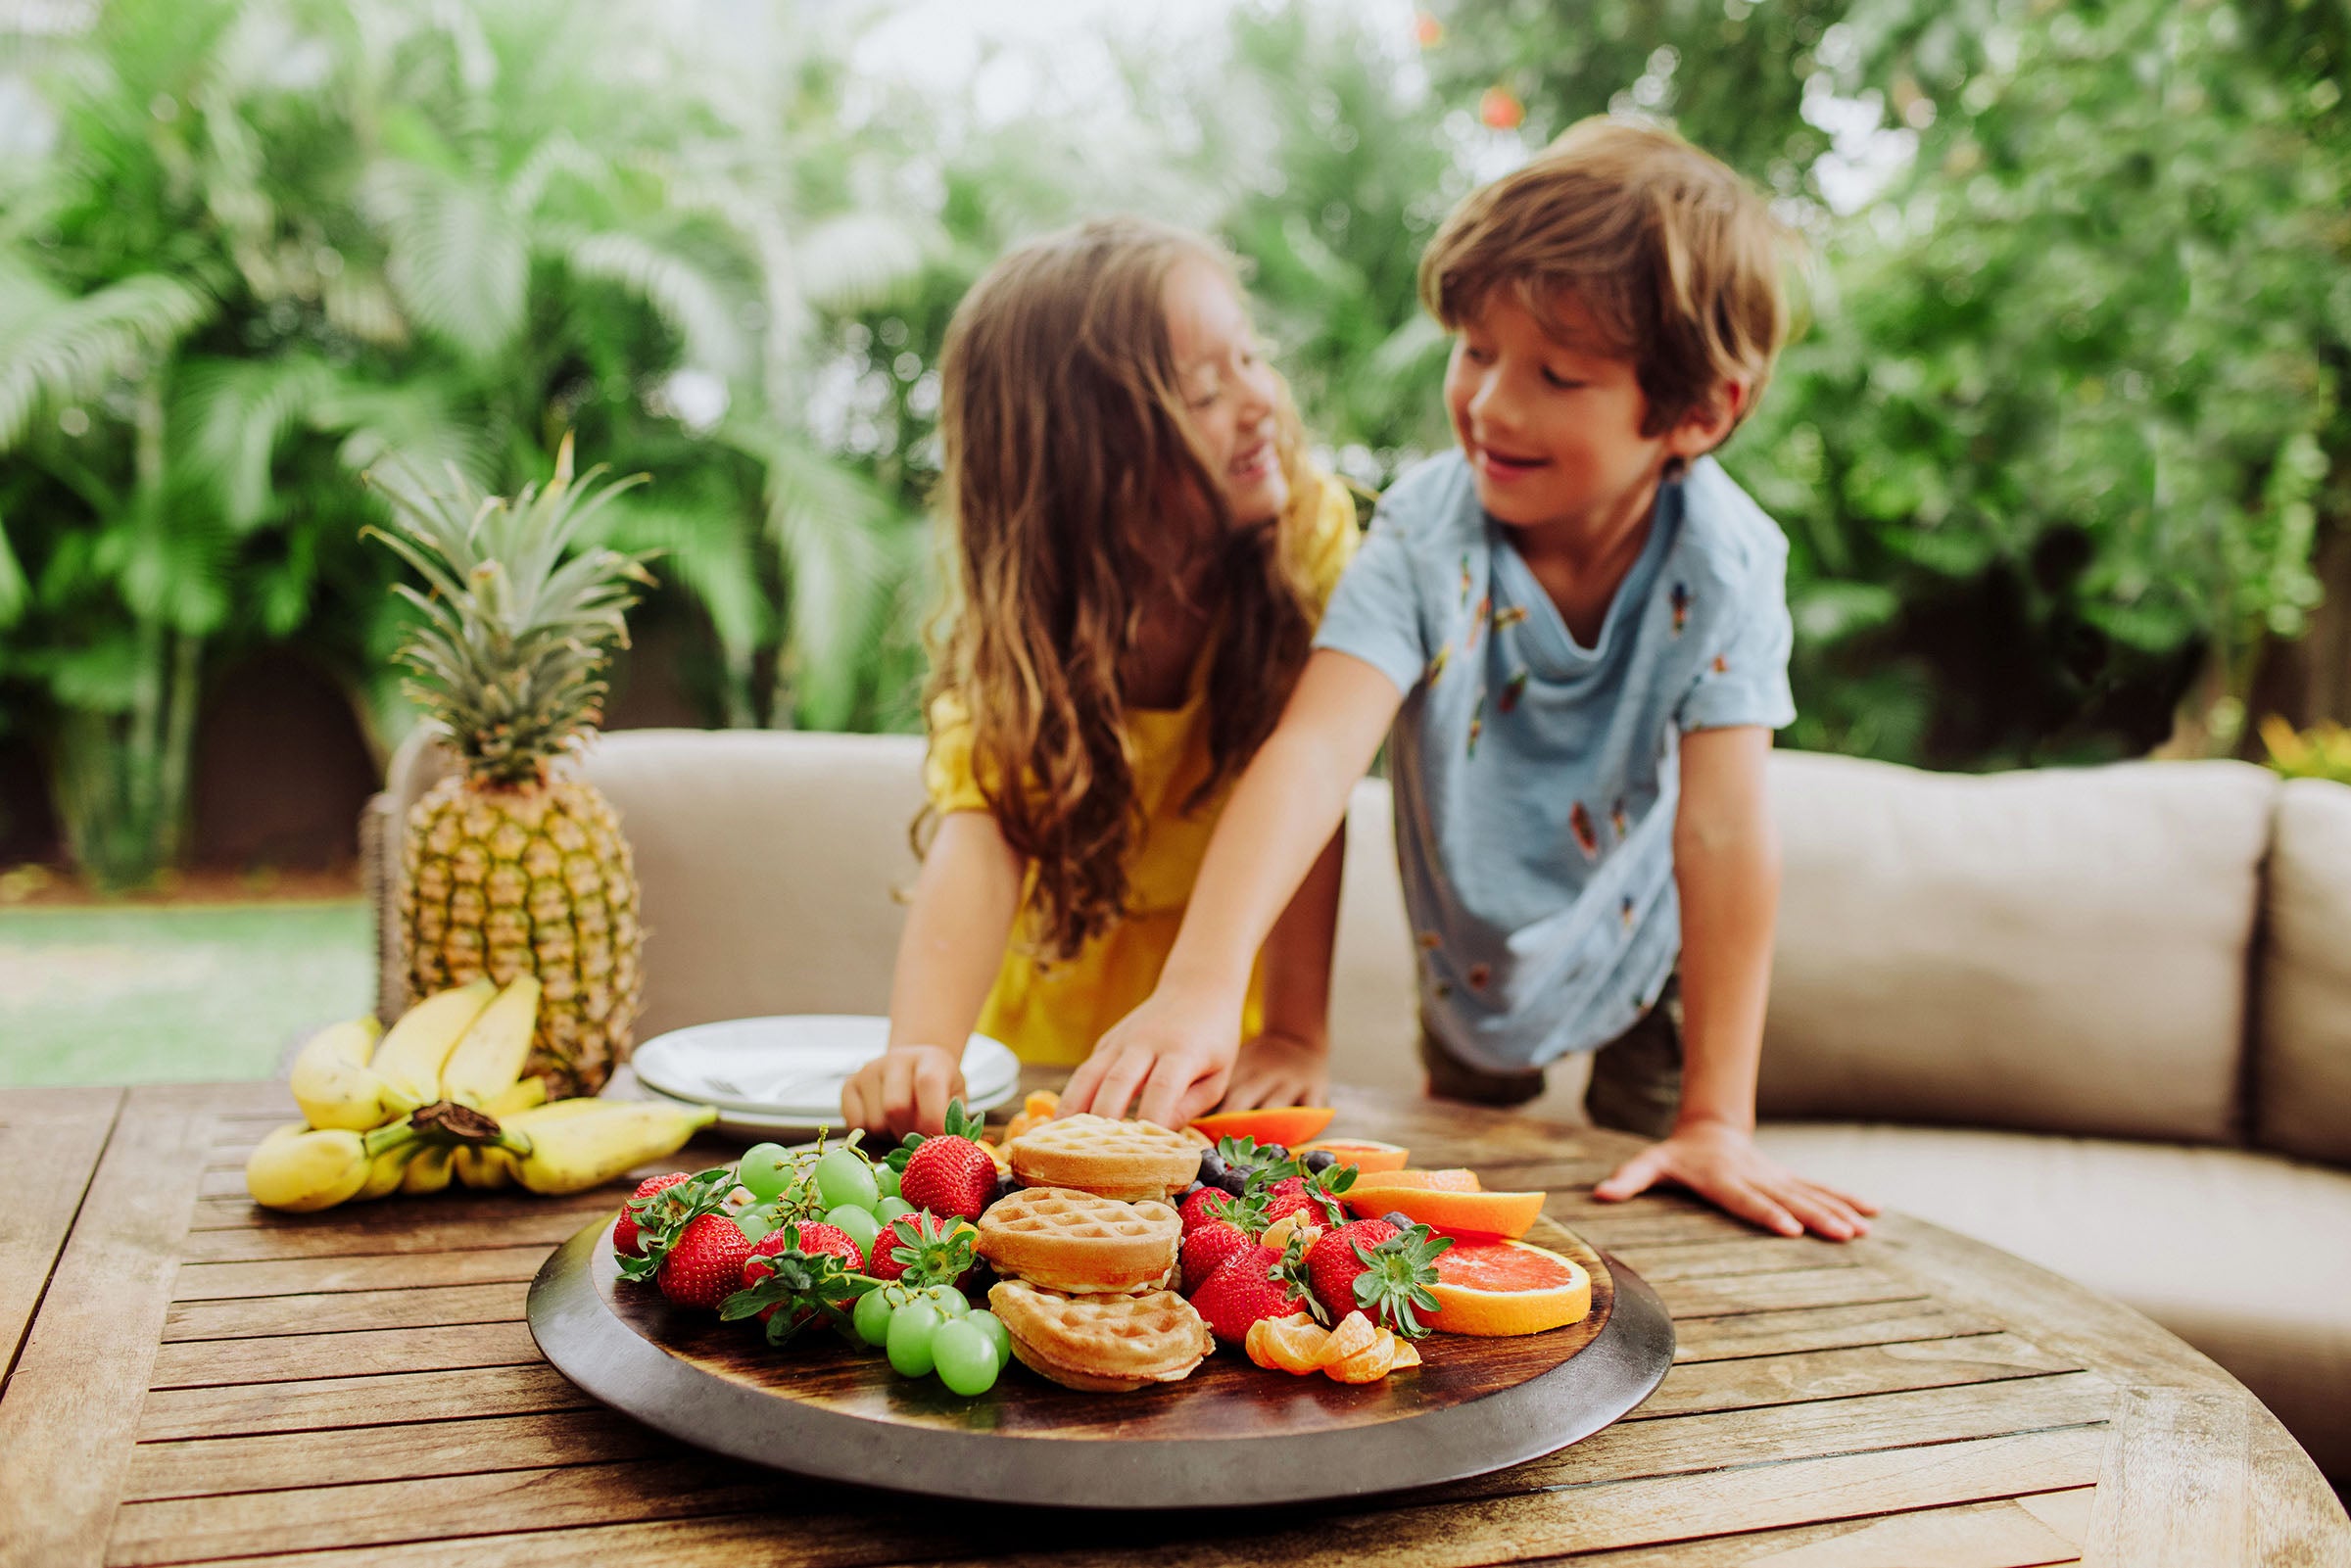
[1005,1114,1203,1201]
[976,1187,1181,1295]
[988,1280,1212,1393]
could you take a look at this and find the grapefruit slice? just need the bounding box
[1188,1107,1334,1147]
[1341,1185,1544,1240]
[1343,1167,1482,1193]
[1423,1239,1592,1336]
[1295,1138,1410,1173]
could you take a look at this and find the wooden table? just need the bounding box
[3,1081,2344,1567]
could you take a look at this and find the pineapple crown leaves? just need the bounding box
[1347,1221,1453,1340]
[361,433,659,785]
[614,1166,736,1284]
[884,1099,985,1172]
[717,1225,880,1347]
[877,1212,979,1287]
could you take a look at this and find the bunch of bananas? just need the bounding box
[248,976,714,1212]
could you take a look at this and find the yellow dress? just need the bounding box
[925,474,1360,1067]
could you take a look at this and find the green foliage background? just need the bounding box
[2,0,2345,884]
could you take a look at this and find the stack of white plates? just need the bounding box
[631,1015,1020,1137]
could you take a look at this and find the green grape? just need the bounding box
[735,1206,774,1244]
[873,1164,901,1201]
[932,1318,999,1396]
[968,1308,1011,1363]
[814,1149,880,1212]
[737,1143,793,1202]
[826,1204,881,1261]
[875,1196,914,1224]
[887,1300,944,1377]
[921,1284,971,1318]
[853,1287,897,1348]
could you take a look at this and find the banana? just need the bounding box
[438,974,542,1107]
[497,1099,717,1195]
[246,1120,417,1212]
[402,1143,457,1195]
[454,1144,515,1189]
[354,1138,422,1201]
[372,978,497,1107]
[483,1076,550,1117]
[288,1017,405,1131]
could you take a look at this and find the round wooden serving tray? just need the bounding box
[528,1213,1674,1509]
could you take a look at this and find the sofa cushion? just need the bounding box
[2259,778,2351,1167]
[1755,1122,2351,1481]
[1759,753,2274,1145]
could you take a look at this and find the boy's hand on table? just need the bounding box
[1219,1031,1329,1111]
[841,1044,965,1140]
[1062,989,1239,1130]
[1592,1119,1879,1241]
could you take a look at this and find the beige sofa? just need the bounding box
[369,731,2351,1480]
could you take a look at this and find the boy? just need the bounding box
[1063,119,1875,1241]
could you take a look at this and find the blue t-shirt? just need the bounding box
[1314,451,1796,1072]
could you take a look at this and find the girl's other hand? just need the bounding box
[1062,988,1241,1130]
[1219,1030,1328,1111]
[841,1043,965,1139]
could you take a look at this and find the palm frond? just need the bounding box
[0,258,215,451]
[792,211,928,314]
[359,161,528,357]
[558,228,749,381]
[172,356,342,531]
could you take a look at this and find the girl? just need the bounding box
[841,216,1358,1138]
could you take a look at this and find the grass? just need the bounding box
[0,900,372,1086]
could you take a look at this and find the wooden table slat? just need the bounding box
[1652,1265,1926,1319]
[178,1208,609,1264]
[149,1321,544,1390]
[1670,1300,2002,1363]
[0,1086,121,1383]
[137,1363,594,1443]
[162,1280,529,1342]
[1549,1487,2096,1567]
[170,1245,552,1302]
[1632,1333,2078,1421]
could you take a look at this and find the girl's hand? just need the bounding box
[1219,1030,1328,1111]
[1063,987,1242,1129]
[1593,1119,1879,1241]
[841,1044,966,1140]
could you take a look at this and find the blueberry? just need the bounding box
[1198,1148,1227,1185]
[1263,1144,1289,1162]
[1303,1150,1337,1173]
[1382,1211,1415,1230]
[1177,1182,1205,1204]
[1217,1168,1251,1197]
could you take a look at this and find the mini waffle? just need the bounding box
[1005,1114,1202,1201]
[988,1280,1212,1393]
[976,1187,1181,1295]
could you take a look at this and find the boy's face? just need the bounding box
[1444,289,1733,536]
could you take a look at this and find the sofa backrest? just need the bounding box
[372,731,2290,1150]
[2259,777,2351,1165]
[1757,750,2273,1145]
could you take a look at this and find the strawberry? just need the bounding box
[1259,1176,1312,1229]
[1188,1239,1309,1344]
[896,1101,996,1221]
[613,1172,689,1254]
[740,1221,864,1329]
[657,1212,755,1310]
[1179,1187,1240,1233]
[723,1221,877,1345]
[1180,1217,1253,1293]
[867,1211,979,1289]
[1304,1218,1451,1337]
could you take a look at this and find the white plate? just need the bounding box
[637,1074,1017,1140]
[631,1015,1019,1122]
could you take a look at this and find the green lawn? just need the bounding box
[0,901,372,1086]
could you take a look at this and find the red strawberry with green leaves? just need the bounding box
[896,1101,996,1221]
[657,1212,754,1310]
[1180,1217,1254,1293]
[867,1210,979,1289]
[1188,1236,1310,1344]
[1179,1187,1240,1233]
[613,1171,689,1254]
[615,1166,737,1285]
[723,1222,878,1345]
[1303,1218,1452,1338]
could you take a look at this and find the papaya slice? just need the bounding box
[1295,1138,1410,1173]
[1340,1184,1545,1240]
[1344,1167,1481,1193]
[1188,1107,1335,1148]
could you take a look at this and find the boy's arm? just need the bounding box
[841,810,1024,1137]
[1591,726,1879,1240]
[1222,827,1347,1110]
[1063,649,1403,1126]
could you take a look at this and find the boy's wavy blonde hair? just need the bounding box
[1419,118,1796,440]
[927,216,1323,961]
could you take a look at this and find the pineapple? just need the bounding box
[367,436,656,1098]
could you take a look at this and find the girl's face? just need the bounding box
[1164,258,1287,528]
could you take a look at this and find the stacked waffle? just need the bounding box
[981,1115,1212,1392]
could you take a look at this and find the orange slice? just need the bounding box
[1326,1328,1398,1383]
[1341,1185,1544,1240]
[1188,1107,1335,1148]
[1343,1167,1482,1193]
[1248,1313,1329,1375]
[1423,1239,1592,1336]
[1295,1138,1410,1173]
[1317,1310,1380,1367]
[1388,1337,1422,1369]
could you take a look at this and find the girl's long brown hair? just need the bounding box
[927,216,1324,961]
